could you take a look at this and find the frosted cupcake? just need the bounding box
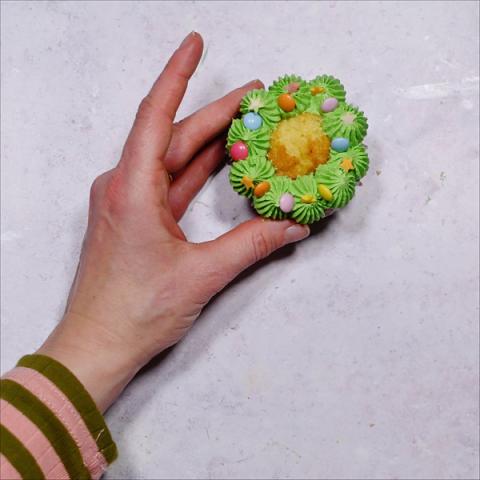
[227,74,369,224]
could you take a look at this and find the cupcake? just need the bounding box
[227,74,369,224]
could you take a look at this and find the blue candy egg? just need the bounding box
[243,112,263,130]
[331,137,349,152]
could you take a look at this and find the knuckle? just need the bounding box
[250,230,273,262]
[90,170,128,215]
[136,95,155,122]
[89,176,104,204]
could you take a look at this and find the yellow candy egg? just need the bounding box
[317,184,333,201]
[301,194,316,204]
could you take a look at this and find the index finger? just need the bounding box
[120,32,204,175]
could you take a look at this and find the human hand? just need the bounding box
[37,32,310,412]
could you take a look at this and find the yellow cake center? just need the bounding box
[267,112,331,178]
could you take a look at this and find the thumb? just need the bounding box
[200,217,310,288]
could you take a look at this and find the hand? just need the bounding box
[37,32,310,412]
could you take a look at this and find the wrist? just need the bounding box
[37,312,143,413]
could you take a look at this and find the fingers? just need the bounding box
[152,32,204,124]
[168,136,226,221]
[119,32,204,176]
[199,218,310,293]
[164,79,264,173]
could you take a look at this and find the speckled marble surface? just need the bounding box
[1,1,479,479]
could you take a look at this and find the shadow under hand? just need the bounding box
[122,212,337,413]
[308,210,337,237]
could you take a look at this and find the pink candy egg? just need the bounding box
[279,193,295,213]
[230,141,248,161]
[286,82,300,93]
[321,97,339,112]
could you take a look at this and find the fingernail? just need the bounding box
[179,31,196,49]
[283,224,310,245]
[242,79,263,88]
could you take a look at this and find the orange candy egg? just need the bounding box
[254,181,271,198]
[277,93,296,112]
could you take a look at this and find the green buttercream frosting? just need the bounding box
[268,74,311,119]
[290,175,326,224]
[227,119,271,157]
[305,94,324,114]
[315,163,356,208]
[308,75,346,102]
[229,156,275,198]
[239,89,281,130]
[329,144,369,181]
[322,103,368,146]
[227,73,370,224]
[253,176,292,220]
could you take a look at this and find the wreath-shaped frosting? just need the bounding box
[227,74,369,224]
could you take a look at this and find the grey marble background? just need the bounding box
[1,1,479,479]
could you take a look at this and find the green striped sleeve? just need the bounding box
[0,379,91,480]
[0,424,45,480]
[17,354,117,464]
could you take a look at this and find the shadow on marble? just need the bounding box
[120,214,338,429]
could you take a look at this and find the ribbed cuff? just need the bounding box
[16,354,118,464]
[0,354,117,480]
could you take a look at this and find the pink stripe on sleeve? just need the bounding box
[0,453,22,480]
[0,398,69,479]
[3,367,108,479]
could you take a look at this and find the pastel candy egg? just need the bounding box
[243,112,263,130]
[277,93,296,112]
[321,97,339,112]
[254,181,271,198]
[230,141,248,160]
[286,82,300,93]
[331,137,349,152]
[279,193,295,213]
